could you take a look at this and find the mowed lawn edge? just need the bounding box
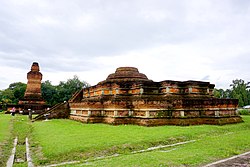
[31,116,250,166]
[0,113,13,166]
[79,128,250,167]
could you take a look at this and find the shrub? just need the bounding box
[238,109,250,115]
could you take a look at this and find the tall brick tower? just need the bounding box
[19,62,46,113]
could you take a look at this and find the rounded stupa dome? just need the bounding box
[106,67,148,80]
[99,67,151,84]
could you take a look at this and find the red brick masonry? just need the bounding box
[69,67,242,126]
[18,62,46,113]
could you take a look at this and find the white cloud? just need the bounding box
[0,0,250,90]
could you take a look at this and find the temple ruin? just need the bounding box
[18,62,47,113]
[69,67,242,126]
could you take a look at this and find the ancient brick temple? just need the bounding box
[18,62,46,113]
[69,67,242,126]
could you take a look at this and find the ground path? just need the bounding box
[41,140,249,167]
[204,151,250,167]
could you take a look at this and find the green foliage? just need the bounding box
[238,109,250,115]
[213,88,231,98]
[0,82,26,106]
[41,80,59,106]
[8,82,27,104]
[213,88,221,98]
[57,75,90,102]
[214,79,250,107]
[42,75,90,105]
[230,79,250,107]
[42,76,90,105]
[0,89,14,104]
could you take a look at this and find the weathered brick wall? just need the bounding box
[69,115,243,126]
[68,67,242,126]
[48,102,70,119]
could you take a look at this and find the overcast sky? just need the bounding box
[0,0,250,90]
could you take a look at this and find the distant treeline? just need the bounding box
[0,75,90,107]
[214,79,250,107]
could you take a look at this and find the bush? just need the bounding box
[238,109,250,115]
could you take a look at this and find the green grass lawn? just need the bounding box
[0,114,31,167]
[84,128,250,167]
[12,115,31,167]
[2,115,250,166]
[0,113,13,166]
[31,116,250,166]
[0,113,12,143]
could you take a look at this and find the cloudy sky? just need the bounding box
[0,0,249,90]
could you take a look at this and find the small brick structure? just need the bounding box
[32,102,70,121]
[69,67,242,126]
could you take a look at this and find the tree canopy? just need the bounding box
[229,79,250,107]
[42,75,90,105]
[0,82,26,105]
[214,79,250,107]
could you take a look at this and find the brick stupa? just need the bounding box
[19,62,46,113]
[69,67,242,126]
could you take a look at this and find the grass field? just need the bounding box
[30,116,250,166]
[1,114,250,166]
[0,113,12,143]
[0,113,31,167]
[0,113,13,166]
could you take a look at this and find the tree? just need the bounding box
[0,82,26,105]
[214,88,226,98]
[0,90,12,110]
[230,79,250,107]
[8,82,26,104]
[57,75,90,102]
[41,80,58,106]
[41,76,90,105]
[224,89,232,99]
